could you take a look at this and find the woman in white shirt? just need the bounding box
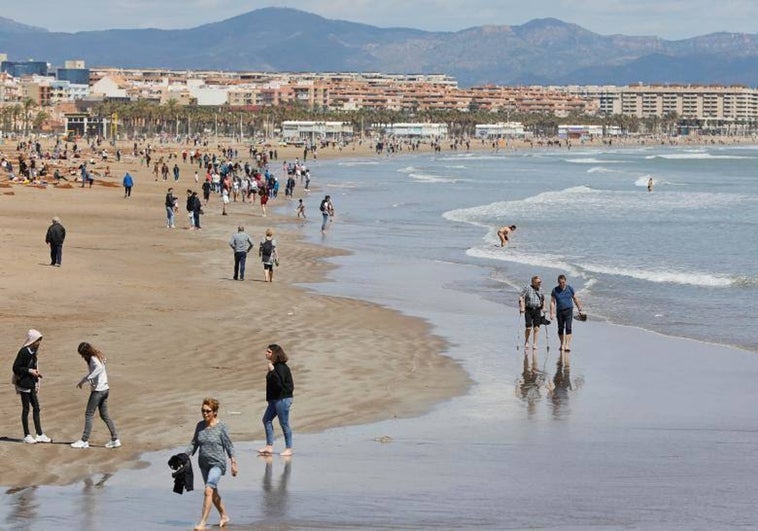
[70,342,121,449]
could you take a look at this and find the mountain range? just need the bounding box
[3,7,758,87]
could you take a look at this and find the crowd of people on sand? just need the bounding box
[5,135,316,530]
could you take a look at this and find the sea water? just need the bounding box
[316,144,758,352]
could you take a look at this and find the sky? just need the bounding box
[0,0,755,40]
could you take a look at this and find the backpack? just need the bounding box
[261,239,274,259]
[320,200,327,212]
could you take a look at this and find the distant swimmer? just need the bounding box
[497,225,517,247]
[647,177,654,192]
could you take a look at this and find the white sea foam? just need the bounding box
[444,185,752,225]
[587,167,618,174]
[409,172,464,184]
[468,245,738,288]
[337,161,379,167]
[398,166,416,174]
[579,262,734,287]
[645,153,755,160]
[565,158,623,164]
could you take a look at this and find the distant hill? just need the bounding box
[2,7,758,87]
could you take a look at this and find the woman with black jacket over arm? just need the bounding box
[257,344,294,457]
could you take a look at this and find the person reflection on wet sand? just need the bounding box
[5,486,38,528]
[80,473,113,531]
[548,352,584,419]
[260,454,292,520]
[515,352,547,416]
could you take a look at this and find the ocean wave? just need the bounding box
[579,262,735,287]
[337,161,379,167]
[565,158,623,164]
[409,172,464,184]
[468,246,743,288]
[587,167,618,174]
[398,166,416,174]
[443,185,752,225]
[645,153,755,160]
[439,154,504,161]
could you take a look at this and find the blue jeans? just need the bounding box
[200,465,223,489]
[262,397,292,448]
[321,212,329,231]
[233,251,247,280]
[166,206,175,227]
[49,243,63,265]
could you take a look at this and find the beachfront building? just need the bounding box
[64,112,109,137]
[281,120,354,143]
[557,84,758,122]
[557,124,623,139]
[375,122,448,139]
[475,122,527,139]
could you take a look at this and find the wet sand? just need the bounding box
[0,139,469,487]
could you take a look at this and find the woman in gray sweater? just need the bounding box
[185,398,238,530]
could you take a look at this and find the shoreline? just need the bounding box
[0,138,471,488]
[1,134,754,488]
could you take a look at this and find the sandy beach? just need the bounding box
[0,138,469,487]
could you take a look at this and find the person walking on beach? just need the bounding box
[549,275,584,352]
[497,225,517,247]
[45,216,66,267]
[519,275,546,351]
[320,195,334,233]
[185,189,195,229]
[165,187,178,228]
[296,198,306,219]
[258,344,294,457]
[122,171,134,198]
[70,342,121,449]
[12,329,52,444]
[259,228,279,282]
[229,225,254,281]
[190,191,203,230]
[185,398,237,530]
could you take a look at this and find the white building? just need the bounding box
[376,122,448,138]
[557,124,623,139]
[475,122,526,138]
[281,120,354,142]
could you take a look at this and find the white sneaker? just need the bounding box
[70,439,89,449]
[23,434,37,444]
[105,439,122,449]
[35,433,52,443]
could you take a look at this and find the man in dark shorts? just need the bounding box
[549,274,584,352]
[519,275,545,351]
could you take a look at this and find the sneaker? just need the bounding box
[105,439,122,449]
[70,439,89,449]
[35,433,52,443]
[23,434,37,444]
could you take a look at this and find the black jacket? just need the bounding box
[266,362,294,402]
[168,453,194,494]
[12,346,39,391]
[45,223,66,245]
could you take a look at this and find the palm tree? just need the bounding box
[22,97,37,137]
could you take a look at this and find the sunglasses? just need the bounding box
[201,408,213,414]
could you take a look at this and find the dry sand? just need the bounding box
[0,139,470,487]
